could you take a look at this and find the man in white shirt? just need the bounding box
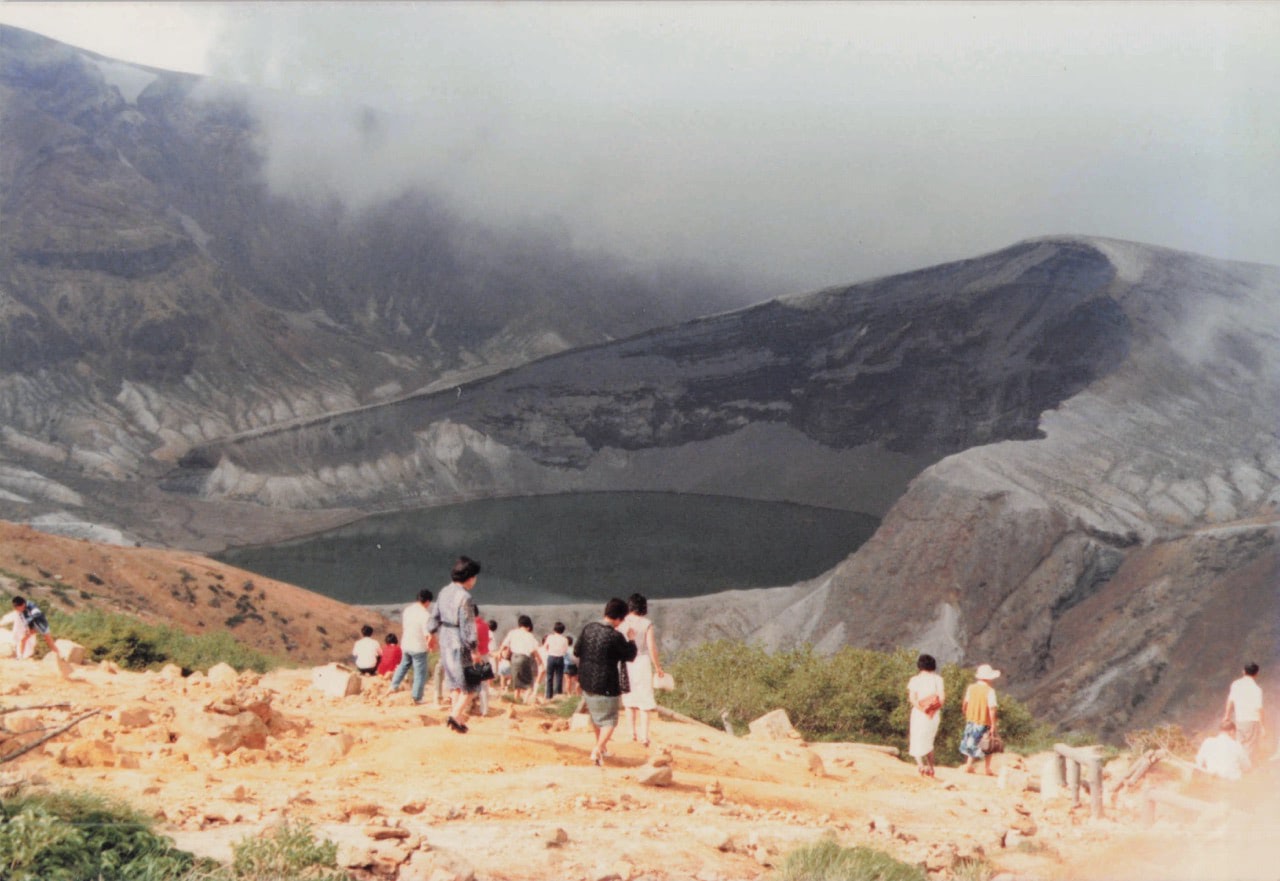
[543,622,570,700]
[1197,720,1252,780]
[1223,663,1265,764]
[389,589,434,704]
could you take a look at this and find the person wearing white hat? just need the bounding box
[959,663,1001,775]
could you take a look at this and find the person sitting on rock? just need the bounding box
[376,633,402,678]
[351,624,381,675]
[1196,719,1252,781]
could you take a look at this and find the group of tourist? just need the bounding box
[1195,662,1270,781]
[907,653,1273,783]
[906,655,1002,779]
[356,557,664,757]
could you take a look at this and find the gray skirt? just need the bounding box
[512,653,536,689]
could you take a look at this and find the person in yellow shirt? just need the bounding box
[959,664,1000,775]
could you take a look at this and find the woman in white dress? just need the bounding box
[907,653,945,777]
[621,593,664,747]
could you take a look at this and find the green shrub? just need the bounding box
[50,608,282,674]
[227,820,351,881]
[0,790,203,881]
[770,836,926,881]
[664,642,1044,762]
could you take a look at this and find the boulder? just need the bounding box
[747,709,800,741]
[311,663,362,698]
[53,639,86,664]
[115,705,154,728]
[207,662,239,687]
[638,763,674,787]
[177,710,269,754]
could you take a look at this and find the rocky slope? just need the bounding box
[0,24,755,532]
[4,646,1280,881]
[0,520,390,663]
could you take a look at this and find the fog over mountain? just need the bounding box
[1,3,1277,291]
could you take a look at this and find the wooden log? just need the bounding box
[1144,788,1216,825]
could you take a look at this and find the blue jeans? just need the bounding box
[546,655,565,699]
[390,651,429,703]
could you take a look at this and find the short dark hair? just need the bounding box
[361,624,373,637]
[518,614,533,630]
[604,598,629,621]
[385,633,398,644]
[488,619,498,631]
[1244,663,1260,677]
[628,593,648,616]
[917,653,937,672]
[12,596,25,608]
[452,556,481,583]
[554,622,565,634]
[417,588,433,604]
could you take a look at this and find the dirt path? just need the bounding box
[2,656,1277,881]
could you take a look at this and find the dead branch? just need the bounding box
[0,709,100,764]
[0,703,73,716]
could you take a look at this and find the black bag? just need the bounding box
[463,661,495,688]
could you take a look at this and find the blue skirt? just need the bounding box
[959,721,989,758]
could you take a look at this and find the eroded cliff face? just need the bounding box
[790,239,1280,735]
[168,238,1133,520]
[0,24,755,525]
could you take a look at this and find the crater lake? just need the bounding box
[216,492,879,606]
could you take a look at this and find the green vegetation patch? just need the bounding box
[0,790,203,881]
[770,837,927,881]
[664,642,1050,761]
[50,608,283,674]
[0,794,352,881]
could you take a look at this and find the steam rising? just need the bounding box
[5,2,1279,291]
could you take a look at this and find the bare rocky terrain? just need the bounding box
[4,642,1280,881]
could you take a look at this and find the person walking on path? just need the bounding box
[621,593,664,747]
[11,596,58,659]
[543,622,570,700]
[1223,662,1265,764]
[428,556,482,734]
[500,616,543,705]
[959,663,1000,775]
[474,607,492,716]
[576,598,639,766]
[907,653,945,777]
[389,589,434,704]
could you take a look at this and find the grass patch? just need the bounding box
[770,837,926,881]
[50,608,283,674]
[664,642,1053,761]
[0,789,205,881]
[0,793,352,881]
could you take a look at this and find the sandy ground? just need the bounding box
[3,654,1279,881]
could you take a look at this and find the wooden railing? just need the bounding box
[1052,743,1105,818]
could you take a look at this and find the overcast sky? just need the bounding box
[2,2,1278,293]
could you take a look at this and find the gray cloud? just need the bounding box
[9,2,1280,292]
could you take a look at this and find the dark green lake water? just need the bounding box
[216,492,879,606]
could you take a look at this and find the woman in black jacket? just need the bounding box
[576,597,638,766]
